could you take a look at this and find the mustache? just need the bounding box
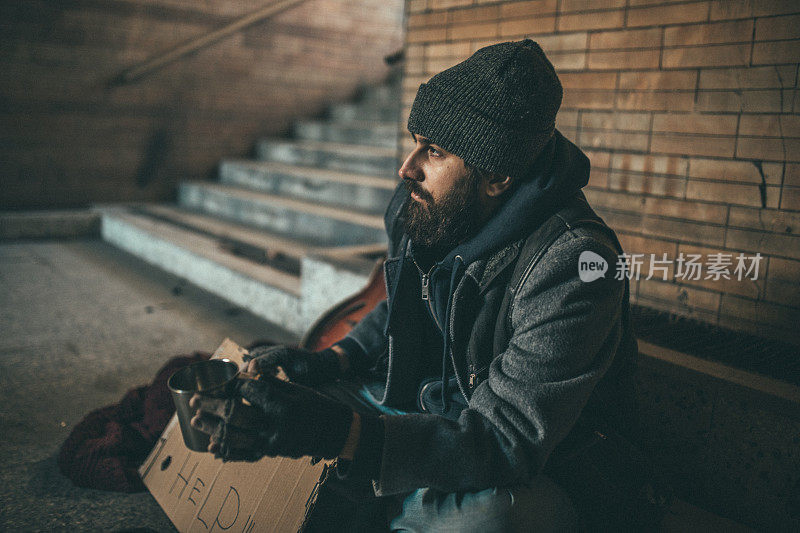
[403,179,434,203]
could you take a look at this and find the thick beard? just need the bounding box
[401,168,482,257]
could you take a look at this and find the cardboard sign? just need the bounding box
[140,339,329,533]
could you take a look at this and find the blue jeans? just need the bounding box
[389,480,580,532]
[318,381,581,532]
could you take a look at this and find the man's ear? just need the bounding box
[484,174,513,197]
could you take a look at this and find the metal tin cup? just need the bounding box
[168,359,240,452]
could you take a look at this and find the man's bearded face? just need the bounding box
[401,167,483,253]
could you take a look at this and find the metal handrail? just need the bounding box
[112,0,307,85]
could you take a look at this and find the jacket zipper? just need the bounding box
[411,256,442,332]
[411,254,475,400]
[412,255,479,394]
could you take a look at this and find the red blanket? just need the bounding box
[58,352,210,492]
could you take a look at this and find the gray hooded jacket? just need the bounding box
[336,132,638,496]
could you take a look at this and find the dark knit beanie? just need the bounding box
[407,39,562,180]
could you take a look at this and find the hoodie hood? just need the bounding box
[439,129,590,268]
[417,129,590,325]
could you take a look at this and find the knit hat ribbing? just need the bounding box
[407,39,562,180]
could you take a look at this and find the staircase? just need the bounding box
[88,72,800,532]
[99,77,402,335]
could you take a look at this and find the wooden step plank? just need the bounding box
[639,339,800,405]
[138,204,387,264]
[138,203,318,260]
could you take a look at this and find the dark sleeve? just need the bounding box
[334,299,389,375]
[371,230,626,495]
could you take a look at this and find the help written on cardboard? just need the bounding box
[139,339,328,533]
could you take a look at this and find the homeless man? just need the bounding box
[190,39,646,531]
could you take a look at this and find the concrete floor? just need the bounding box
[0,239,297,532]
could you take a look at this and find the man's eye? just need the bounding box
[428,147,442,157]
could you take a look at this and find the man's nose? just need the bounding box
[398,151,422,181]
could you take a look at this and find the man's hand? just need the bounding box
[190,376,354,462]
[245,345,346,387]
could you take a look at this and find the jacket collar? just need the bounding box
[464,239,525,295]
[384,235,524,300]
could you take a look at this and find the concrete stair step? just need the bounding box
[178,181,387,247]
[256,139,397,176]
[98,206,305,333]
[328,102,400,123]
[218,160,397,214]
[136,203,385,266]
[292,120,398,148]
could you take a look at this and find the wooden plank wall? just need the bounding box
[0,0,404,209]
[400,0,800,345]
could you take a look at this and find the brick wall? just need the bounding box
[400,0,800,345]
[1,0,403,209]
